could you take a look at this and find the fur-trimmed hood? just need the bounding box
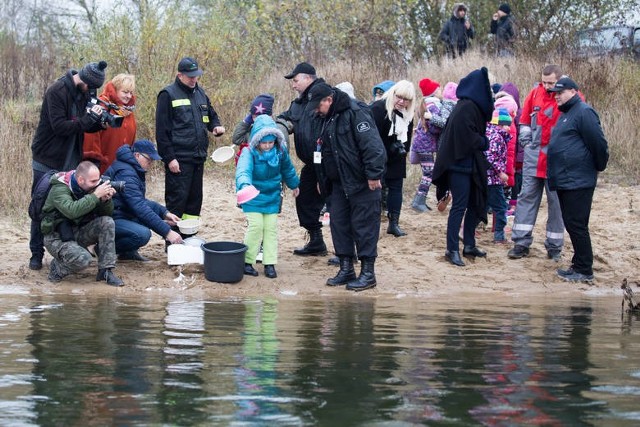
[248,114,287,152]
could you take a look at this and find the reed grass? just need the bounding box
[2,53,639,218]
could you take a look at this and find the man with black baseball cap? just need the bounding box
[156,56,225,243]
[547,77,609,284]
[277,62,331,257]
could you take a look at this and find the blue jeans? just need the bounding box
[114,219,152,254]
[487,184,508,241]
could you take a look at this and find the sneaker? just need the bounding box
[47,259,65,283]
[557,270,594,284]
[556,266,575,277]
[29,255,43,271]
[547,250,561,262]
[507,245,530,259]
[96,268,124,287]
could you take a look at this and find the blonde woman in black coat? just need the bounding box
[371,80,416,237]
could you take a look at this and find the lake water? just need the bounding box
[0,287,639,426]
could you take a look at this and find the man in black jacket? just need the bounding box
[29,60,109,271]
[439,3,475,58]
[277,62,328,256]
[156,57,225,232]
[308,83,387,291]
[547,78,609,284]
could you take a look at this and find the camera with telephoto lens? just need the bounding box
[99,175,126,192]
[87,91,124,128]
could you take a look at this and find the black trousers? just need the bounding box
[446,171,479,252]
[328,181,381,259]
[164,162,204,218]
[29,168,47,258]
[556,187,595,275]
[295,164,325,232]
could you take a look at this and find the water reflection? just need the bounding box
[0,291,638,425]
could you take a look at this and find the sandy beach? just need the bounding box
[3,164,638,300]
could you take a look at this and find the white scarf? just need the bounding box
[389,110,410,143]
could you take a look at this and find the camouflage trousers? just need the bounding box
[44,216,117,277]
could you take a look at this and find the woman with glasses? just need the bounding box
[371,80,416,237]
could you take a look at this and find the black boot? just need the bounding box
[293,228,327,256]
[326,257,357,286]
[96,268,124,287]
[386,212,407,237]
[445,250,465,267]
[346,257,377,291]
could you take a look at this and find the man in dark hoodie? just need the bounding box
[432,67,494,267]
[307,83,387,292]
[490,3,516,57]
[277,62,328,257]
[439,3,475,58]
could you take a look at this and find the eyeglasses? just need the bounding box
[395,94,413,103]
[137,152,152,161]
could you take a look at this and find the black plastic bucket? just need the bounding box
[201,241,247,283]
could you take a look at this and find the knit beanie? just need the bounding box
[79,60,108,89]
[443,82,458,101]
[494,93,518,116]
[499,3,511,14]
[249,93,274,116]
[419,78,440,97]
[491,107,512,126]
[491,83,502,94]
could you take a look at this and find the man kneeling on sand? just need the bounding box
[40,161,124,286]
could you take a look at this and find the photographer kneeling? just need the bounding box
[41,161,124,286]
[105,140,183,262]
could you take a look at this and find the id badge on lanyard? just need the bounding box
[314,138,322,164]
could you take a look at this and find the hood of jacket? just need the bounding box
[113,144,146,175]
[456,67,494,122]
[372,80,395,99]
[328,87,352,116]
[452,3,468,18]
[249,114,287,151]
[99,81,136,116]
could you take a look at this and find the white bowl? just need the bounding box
[177,219,200,235]
[211,146,235,163]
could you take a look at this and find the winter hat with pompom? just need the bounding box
[79,61,108,89]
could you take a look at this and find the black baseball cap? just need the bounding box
[548,77,579,92]
[306,83,334,110]
[178,57,203,77]
[284,62,316,79]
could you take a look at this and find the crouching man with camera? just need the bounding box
[41,161,124,286]
[105,140,183,262]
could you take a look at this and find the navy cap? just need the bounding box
[548,77,579,92]
[306,83,334,110]
[133,139,162,160]
[178,57,203,77]
[284,62,316,79]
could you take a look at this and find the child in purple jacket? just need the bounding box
[485,108,512,242]
[410,79,442,212]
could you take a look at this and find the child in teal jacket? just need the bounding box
[236,115,300,278]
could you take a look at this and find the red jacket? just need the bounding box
[83,81,137,174]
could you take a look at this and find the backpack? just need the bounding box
[28,170,59,221]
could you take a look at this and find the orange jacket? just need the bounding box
[83,81,137,174]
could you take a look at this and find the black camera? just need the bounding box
[99,176,126,192]
[87,93,124,128]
